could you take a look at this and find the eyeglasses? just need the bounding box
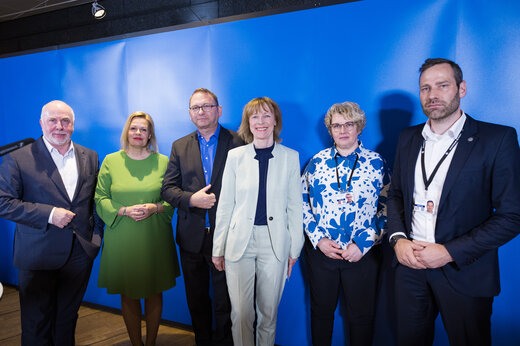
[330,122,356,131]
[189,104,218,112]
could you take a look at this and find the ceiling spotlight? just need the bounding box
[92,1,106,19]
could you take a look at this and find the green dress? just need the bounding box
[95,151,180,299]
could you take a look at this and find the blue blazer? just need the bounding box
[387,115,520,297]
[0,137,103,270]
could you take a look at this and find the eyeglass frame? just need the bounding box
[189,104,218,112]
[329,121,358,131]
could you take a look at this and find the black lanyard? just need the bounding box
[421,131,462,191]
[335,153,359,192]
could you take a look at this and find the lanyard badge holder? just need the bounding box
[335,153,359,205]
[417,131,462,215]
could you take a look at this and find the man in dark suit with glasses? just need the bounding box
[162,88,243,346]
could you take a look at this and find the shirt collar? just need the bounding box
[332,140,363,158]
[197,124,221,143]
[422,112,466,142]
[42,135,75,157]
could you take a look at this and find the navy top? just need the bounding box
[254,143,274,225]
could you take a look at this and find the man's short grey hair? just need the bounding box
[41,100,75,121]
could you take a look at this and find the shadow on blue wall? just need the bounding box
[374,91,416,168]
[375,91,416,346]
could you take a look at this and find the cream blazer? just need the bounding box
[213,142,304,262]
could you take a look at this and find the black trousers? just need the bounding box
[179,231,233,346]
[18,237,93,346]
[305,240,381,346]
[395,264,493,346]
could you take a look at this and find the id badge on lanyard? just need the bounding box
[414,198,435,215]
[335,184,355,205]
[335,152,358,205]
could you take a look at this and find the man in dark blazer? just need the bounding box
[387,58,520,346]
[0,100,103,345]
[161,88,243,346]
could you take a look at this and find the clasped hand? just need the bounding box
[317,238,362,262]
[394,239,453,269]
[124,204,156,221]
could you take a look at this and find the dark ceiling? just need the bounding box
[0,0,359,57]
[0,1,93,22]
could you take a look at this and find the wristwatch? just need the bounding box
[390,234,407,248]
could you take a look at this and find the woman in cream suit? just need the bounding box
[212,97,304,346]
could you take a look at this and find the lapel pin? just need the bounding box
[467,137,474,142]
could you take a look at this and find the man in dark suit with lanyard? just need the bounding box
[0,100,103,345]
[161,88,243,345]
[387,58,520,346]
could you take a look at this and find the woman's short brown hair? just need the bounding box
[238,97,282,144]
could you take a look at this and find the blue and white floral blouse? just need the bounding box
[302,142,390,255]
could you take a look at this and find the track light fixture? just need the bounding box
[92,1,106,19]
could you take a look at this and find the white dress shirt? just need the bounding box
[42,136,78,223]
[410,113,466,242]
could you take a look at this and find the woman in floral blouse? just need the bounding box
[302,101,389,346]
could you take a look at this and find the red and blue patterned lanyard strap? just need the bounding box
[421,131,462,191]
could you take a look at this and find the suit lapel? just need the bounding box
[406,128,423,206]
[266,143,280,205]
[439,116,479,207]
[72,144,87,201]
[246,143,260,198]
[210,128,230,186]
[34,138,71,202]
[189,131,206,188]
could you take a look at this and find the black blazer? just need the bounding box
[387,115,520,297]
[0,137,103,270]
[161,126,244,253]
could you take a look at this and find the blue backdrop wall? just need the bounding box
[1,0,519,345]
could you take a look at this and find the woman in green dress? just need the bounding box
[95,111,180,346]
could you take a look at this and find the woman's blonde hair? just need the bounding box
[120,111,158,152]
[237,97,282,144]
[324,101,366,134]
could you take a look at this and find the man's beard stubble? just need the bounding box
[422,92,460,121]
